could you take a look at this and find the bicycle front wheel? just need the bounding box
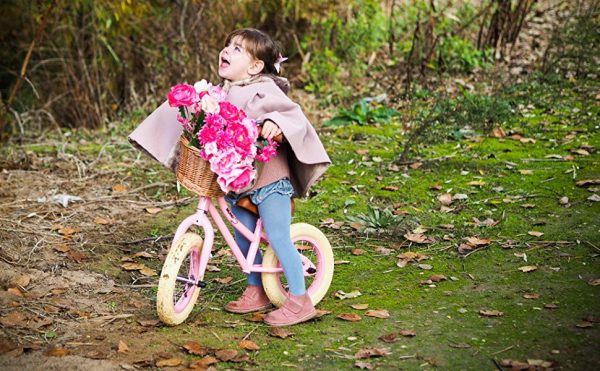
[157,232,205,325]
[262,223,334,307]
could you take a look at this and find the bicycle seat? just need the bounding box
[237,196,295,217]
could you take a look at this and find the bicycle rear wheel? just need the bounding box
[157,232,205,325]
[261,223,334,307]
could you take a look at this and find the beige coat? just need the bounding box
[128,76,331,197]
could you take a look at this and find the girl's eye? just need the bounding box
[234,46,240,52]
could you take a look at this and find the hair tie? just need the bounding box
[274,54,288,73]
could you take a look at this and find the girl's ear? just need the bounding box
[248,59,265,76]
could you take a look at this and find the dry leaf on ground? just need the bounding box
[365,309,390,319]
[355,347,391,359]
[239,340,260,351]
[479,309,504,317]
[337,313,362,322]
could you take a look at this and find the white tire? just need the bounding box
[262,223,334,307]
[156,233,204,325]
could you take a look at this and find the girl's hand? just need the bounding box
[260,120,283,141]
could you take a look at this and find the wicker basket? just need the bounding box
[176,137,224,197]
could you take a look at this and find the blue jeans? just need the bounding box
[226,179,306,295]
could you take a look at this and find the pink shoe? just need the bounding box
[264,292,316,327]
[224,285,272,314]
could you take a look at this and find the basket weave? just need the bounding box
[176,137,224,197]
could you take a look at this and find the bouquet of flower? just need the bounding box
[167,80,278,194]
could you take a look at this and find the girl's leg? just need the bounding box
[225,205,270,314]
[258,193,306,296]
[230,205,262,286]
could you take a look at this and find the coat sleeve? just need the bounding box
[245,91,331,166]
[128,101,183,172]
[244,89,331,197]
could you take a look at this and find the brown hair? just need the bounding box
[224,28,282,75]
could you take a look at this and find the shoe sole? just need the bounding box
[224,304,273,314]
[264,310,317,327]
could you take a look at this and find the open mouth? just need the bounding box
[220,56,230,68]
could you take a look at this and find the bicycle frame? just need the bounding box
[172,196,284,276]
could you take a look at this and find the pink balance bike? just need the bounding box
[156,196,334,325]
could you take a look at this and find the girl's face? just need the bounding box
[218,36,263,81]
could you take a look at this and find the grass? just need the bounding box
[121,75,599,369]
[2,75,597,370]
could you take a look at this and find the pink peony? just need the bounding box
[219,101,241,122]
[241,117,259,141]
[208,86,228,102]
[168,84,196,107]
[256,140,279,162]
[197,123,220,144]
[204,113,227,129]
[217,165,256,193]
[200,94,220,114]
[209,148,241,175]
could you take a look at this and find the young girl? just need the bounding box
[129,28,331,326]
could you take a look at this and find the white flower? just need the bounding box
[194,79,212,93]
[200,95,220,114]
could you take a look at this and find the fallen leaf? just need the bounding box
[112,184,127,193]
[468,180,486,187]
[354,361,376,369]
[245,313,266,322]
[365,309,390,319]
[94,217,111,225]
[588,194,600,202]
[132,251,154,259]
[238,340,259,351]
[335,290,362,300]
[399,329,417,337]
[350,304,369,310]
[491,127,506,138]
[397,251,429,261]
[337,313,362,322]
[58,227,79,236]
[404,233,428,244]
[544,303,558,310]
[523,293,540,299]
[575,179,600,187]
[66,250,87,262]
[479,309,504,317]
[429,274,447,282]
[313,309,332,318]
[7,287,23,297]
[438,193,453,206]
[189,356,219,368]
[587,278,600,286]
[519,170,533,175]
[465,237,491,247]
[13,275,31,288]
[270,327,295,338]
[155,357,182,367]
[215,349,238,361]
[430,184,443,191]
[355,347,391,359]
[45,347,70,357]
[121,262,145,271]
[334,260,351,265]
[0,312,27,327]
[215,276,233,284]
[518,265,538,273]
[576,321,593,328]
[351,249,365,256]
[382,185,399,191]
[138,319,160,327]
[527,231,544,237]
[356,149,369,155]
[139,266,157,277]
[378,333,398,343]
[183,341,208,356]
[145,207,162,214]
[453,193,468,201]
[439,224,454,229]
[571,148,590,156]
[417,264,433,270]
[118,340,129,353]
[521,203,536,208]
